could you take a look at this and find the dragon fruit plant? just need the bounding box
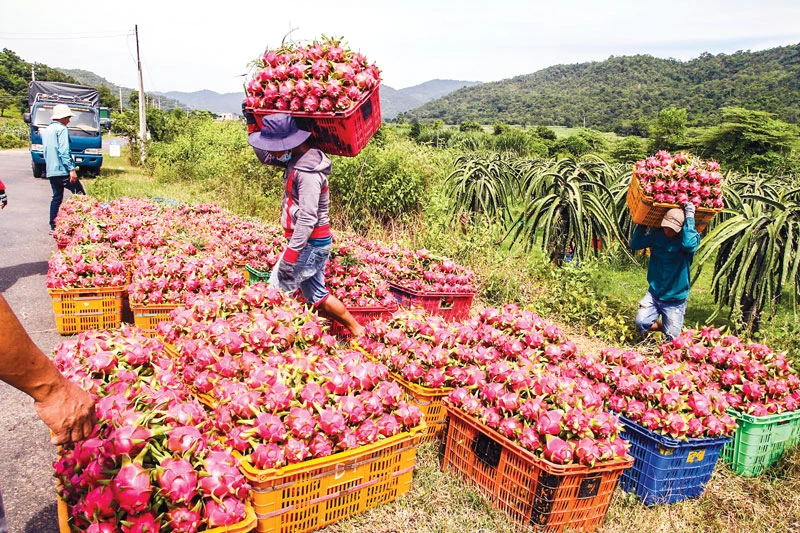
[661,328,800,417]
[575,347,737,440]
[245,36,380,114]
[633,150,725,209]
[52,328,251,532]
[46,243,128,290]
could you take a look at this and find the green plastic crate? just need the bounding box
[245,264,271,285]
[721,409,800,477]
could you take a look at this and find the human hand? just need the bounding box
[277,258,297,285]
[34,378,97,445]
[0,191,6,209]
[69,170,78,183]
[683,202,696,219]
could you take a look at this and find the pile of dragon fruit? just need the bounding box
[661,328,800,416]
[46,243,128,290]
[157,285,423,470]
[245,37,380,114]
[347,234,476,294]
[52,327,251,531]
[633,150,725,209]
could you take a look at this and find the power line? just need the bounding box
[0,32,133,41]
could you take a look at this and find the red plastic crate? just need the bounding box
[247,86,381,157]
[442,406,632,532]
[389,283,474,321]
[327,305,394,338]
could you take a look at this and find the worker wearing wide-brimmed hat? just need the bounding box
[42,103,85,232]
[248,113,364,337]
[629,203,700,340]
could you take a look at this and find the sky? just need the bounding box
[2,0,800,96]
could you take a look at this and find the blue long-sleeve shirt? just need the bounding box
[42,121,75,177]
[629,217,701,301]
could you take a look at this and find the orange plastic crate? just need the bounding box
[130,302,179,338]
[58,495,257,532]
[442,407,632,532]
[48,286,126,335]
[247,86,381,158]
[626,177,717,233]
[240,423,424,533]
[389,372,451,443]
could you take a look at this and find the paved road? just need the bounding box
[0,148,75,533]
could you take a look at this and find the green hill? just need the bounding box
[400,44,800,132]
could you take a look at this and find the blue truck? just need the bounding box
[24,81,104,178]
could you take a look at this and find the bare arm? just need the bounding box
[0,295,96,444]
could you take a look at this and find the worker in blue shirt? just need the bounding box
[629,203,700,340]
[42,104,85,232]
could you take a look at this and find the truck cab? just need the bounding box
[24,82,104,178]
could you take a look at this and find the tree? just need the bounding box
[505,156,627,264]
[97,85,119,110]
[534,125,557,141]
[459,120,482,132]
[693,181,800,333]
[609,137,648,164]
[694,107,800,173]
[650,106,687,151]
[0,89,14,117]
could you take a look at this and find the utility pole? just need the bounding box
[118,86,123,112]
[135,24,147,163]
[31,66,35,81]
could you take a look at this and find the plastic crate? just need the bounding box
[617,415,729,505]
[442,407,632,532]
[721,409,800,477]
[626,176,718,233]
[246,265,271,285]
[389,283,474,321]
[58,495,257,532]
[130,302,179,338]
[241,423,424,533]
[327,305,394,338]
[391,373,450,443]
[247,86,381,158]
[48,286,126,335]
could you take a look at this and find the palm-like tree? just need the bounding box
[504,155,627,263]
[694,182,800,332]
[444,154,518,222]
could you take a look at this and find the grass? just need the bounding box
[80,149,800,533]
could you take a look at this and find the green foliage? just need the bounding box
[97,85,119,110]
[329,132,450,230]
[610,136,649,164]
[445,154,516,221]
[650,106,687,151]
[506,156,627,264]
[459,120,482,132]
[493,122,510,135]
[534,125,557,141]
[693,178,800,333]
[530,263,638,344]
[551,135,592,157]
[402,45,800,130]
[694,107,800,173]
[0,122,28,148]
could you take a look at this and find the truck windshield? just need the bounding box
[32,105,99,133]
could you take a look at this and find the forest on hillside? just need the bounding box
[400,44,800,132]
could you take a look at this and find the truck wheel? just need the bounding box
[32,162,45,178]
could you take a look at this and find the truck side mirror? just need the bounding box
[23,113,31,124]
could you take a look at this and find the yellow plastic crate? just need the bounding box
[390,372,450,443]
[58,495,257,532]
[241,424,424,533]
[48,286,126,335]
[130,302,179,338]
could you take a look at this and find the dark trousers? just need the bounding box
[49,175,85,230]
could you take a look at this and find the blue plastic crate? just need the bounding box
[618,415,730,505]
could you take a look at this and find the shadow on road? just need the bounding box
[24,502,58,533]
[0,261,49,292]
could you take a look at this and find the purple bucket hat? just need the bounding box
[248,113,311,151]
